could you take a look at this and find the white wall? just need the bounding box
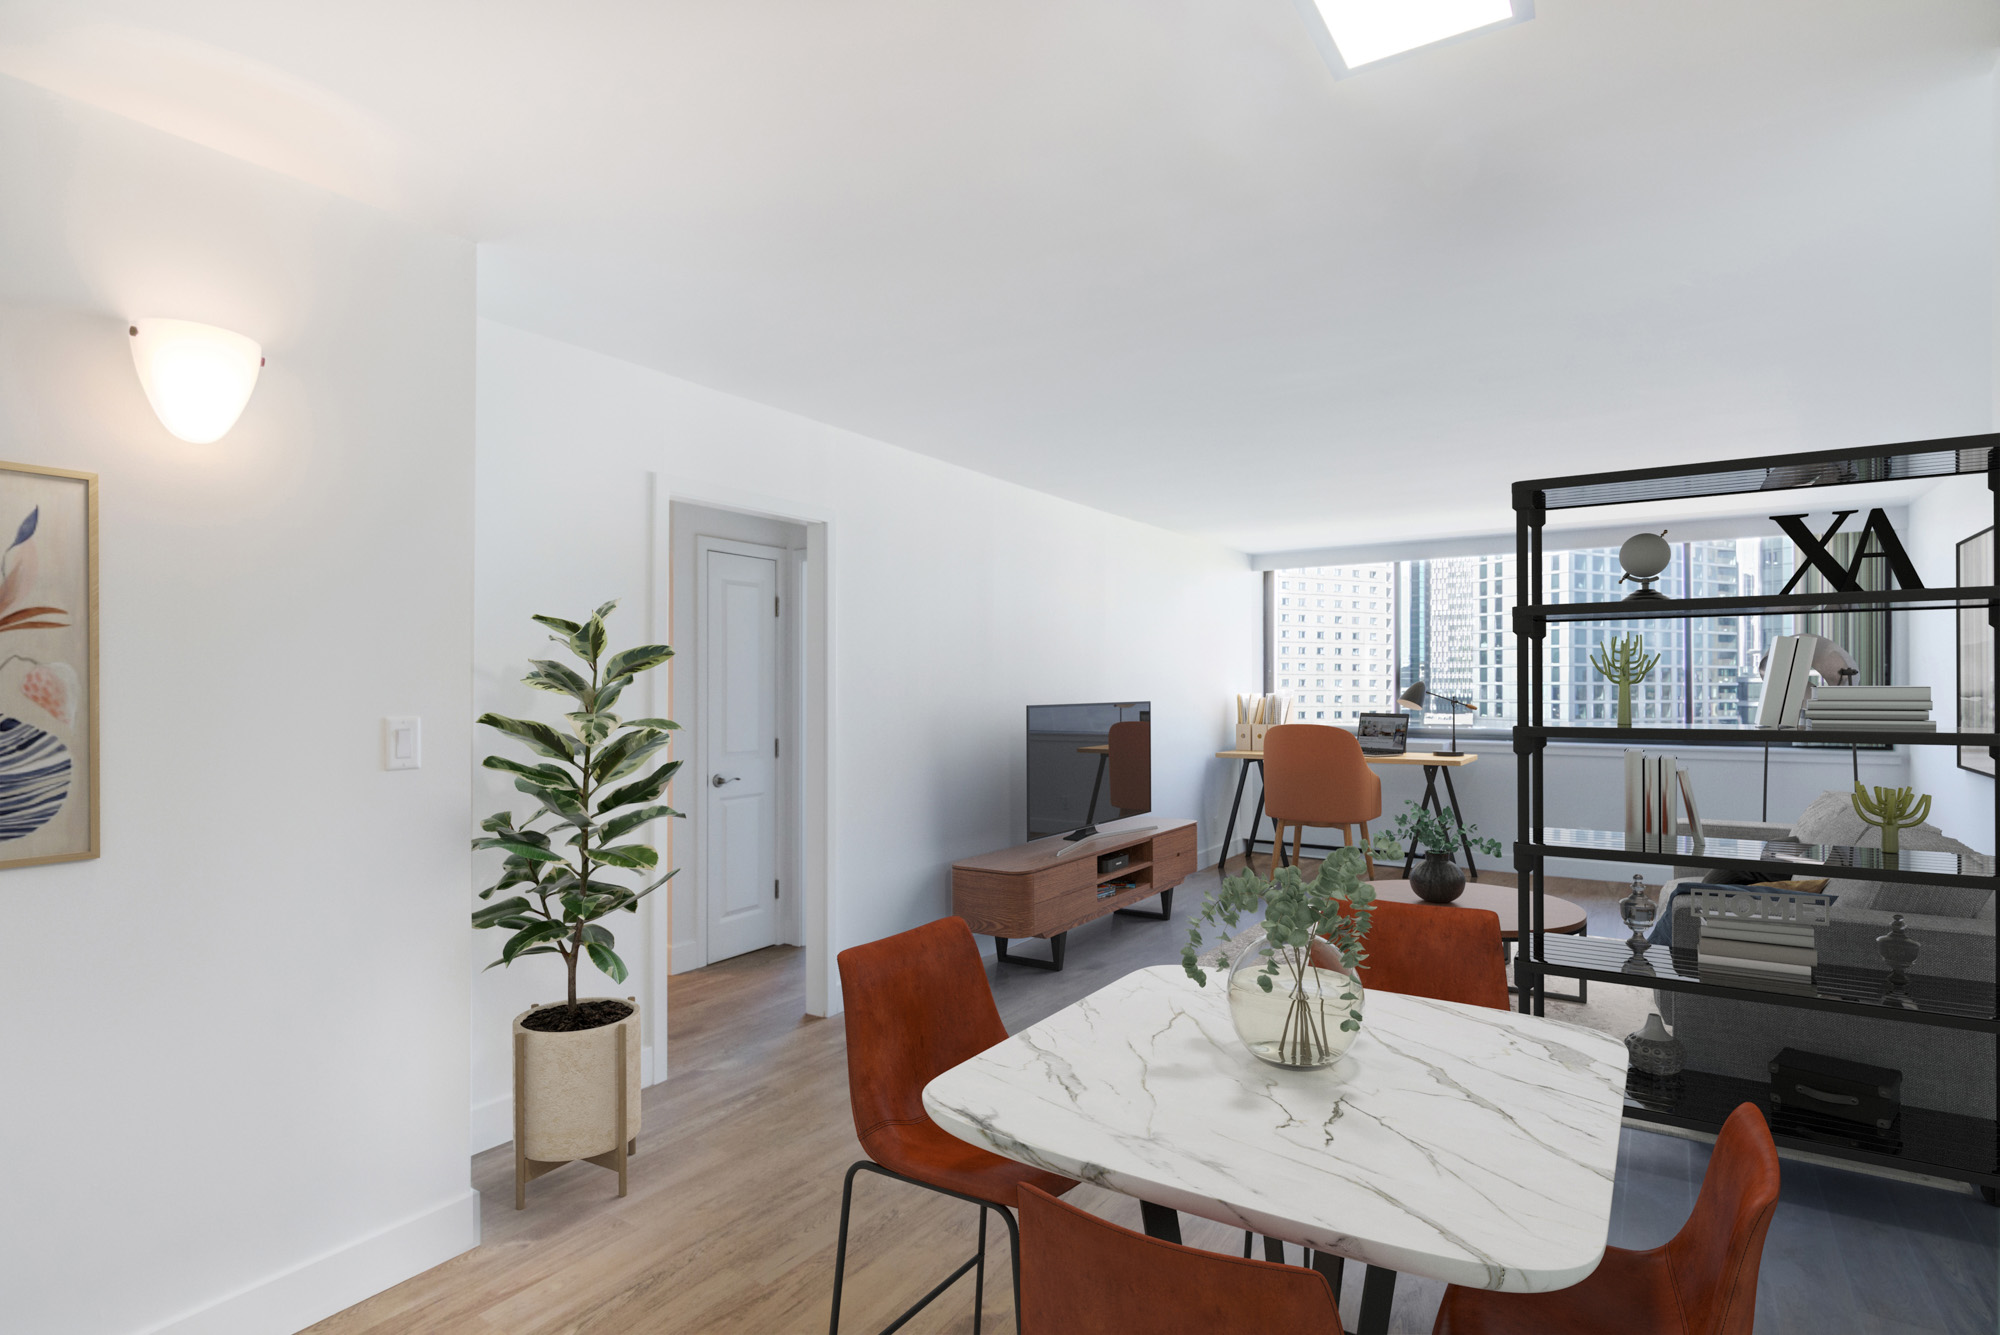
[1908,472,1995,853]
[472,319,1261,1149]
[0,78,476,1335]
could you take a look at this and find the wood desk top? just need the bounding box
[1214,749,1478,767]
[1365,880,1587,938]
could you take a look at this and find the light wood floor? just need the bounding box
[310,863,1995,1335]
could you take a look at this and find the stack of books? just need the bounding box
[1692,886,1832,995]
[1801,685,1933,732]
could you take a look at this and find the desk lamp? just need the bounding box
[1397,681,1475,758]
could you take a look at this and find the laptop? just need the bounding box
[1355,712,1409,756]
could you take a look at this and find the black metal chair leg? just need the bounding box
[999,1199,1022,1335]
[973,1205,988,1335]
[829,1162,863,1335]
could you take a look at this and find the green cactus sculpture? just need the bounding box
[1851,783,1931,857]
[1589,632,1660,729]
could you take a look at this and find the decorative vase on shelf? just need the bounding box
[1224,926,1365,1071]
[1876,913,1920,1009]
[1618,874,1657,962]
[1625,1012,1684,1078]
[1410,850,1466,904]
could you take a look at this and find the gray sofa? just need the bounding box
[1660,814,1996,1121]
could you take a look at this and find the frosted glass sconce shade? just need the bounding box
[128,319,264,443]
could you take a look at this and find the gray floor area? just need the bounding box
[984,862,1999,1334]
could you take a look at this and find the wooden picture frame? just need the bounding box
[0,461,98,867]
[1958,525,1993,778]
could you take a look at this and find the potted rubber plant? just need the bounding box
[1182,836,1398,1070]
[1392,799,1502,904]
[472,600,681,1206]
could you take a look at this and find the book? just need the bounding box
[1802,707,1933,718]
[1760,633,1822,728]
[1805,719,1937,731]
[1698,937,1817,965]
[1700,922,1817,946]
[1676,765,1703,841]
[1624,749,1644,844]
[1699,954,1813,978]
[1808,685,1932,702]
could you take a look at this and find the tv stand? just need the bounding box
[951,817,1196,972]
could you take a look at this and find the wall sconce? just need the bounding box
[127,319,264,443]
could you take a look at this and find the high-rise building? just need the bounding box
[1272,564,1396,720]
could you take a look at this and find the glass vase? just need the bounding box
[1225,925,1365,1070]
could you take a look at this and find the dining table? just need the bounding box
[923,965,1631,1335]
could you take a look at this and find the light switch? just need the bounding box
[384,716,421,770]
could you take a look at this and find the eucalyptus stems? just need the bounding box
[1183,838,1397,1067]
[472,601,682,1011]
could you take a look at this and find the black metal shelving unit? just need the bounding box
[1510,433,2000,1199]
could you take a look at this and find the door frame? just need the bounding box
[693,535,792,968]
[648,476,835,1030]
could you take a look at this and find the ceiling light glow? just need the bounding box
[1310,0,1516,69]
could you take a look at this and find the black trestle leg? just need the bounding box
[1263,1235,1285,1264]
[1356,1265,1398,1335]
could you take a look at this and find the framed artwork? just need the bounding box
[0,462,98,867]
[1959,526,1993,778]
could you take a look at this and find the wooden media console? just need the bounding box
[950,816,1196,970]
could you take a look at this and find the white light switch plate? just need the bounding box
[384,716,421,770]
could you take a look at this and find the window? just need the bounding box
[1270,534,1878,731]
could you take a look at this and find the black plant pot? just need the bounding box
[1411,851,1466,904]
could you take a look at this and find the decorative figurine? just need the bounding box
[1618,530,1672,601]
[1625,1012,1684,1077]
[1851,782,1931,858]
[1619,873,1657,963]
[1876,913,1920,1009]
[1591,632,1661,730]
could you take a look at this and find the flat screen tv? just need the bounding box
[1026,702,1151,842]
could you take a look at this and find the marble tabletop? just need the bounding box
[923,965,1630,1293]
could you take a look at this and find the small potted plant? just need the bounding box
[472,601,681,1207]
[1182,836,1398,1070]
[1392,800,1502,904]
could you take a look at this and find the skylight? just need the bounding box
[1308,0,1518,70]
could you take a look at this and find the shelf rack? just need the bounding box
[1510,433,2000,1197]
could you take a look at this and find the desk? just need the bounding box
[1215,748,1482,880]
[925,966,1628,1335]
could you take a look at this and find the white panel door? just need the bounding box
[704,548,780,962]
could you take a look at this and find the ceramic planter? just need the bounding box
[513,997,642,1208]
[1410,850,1466,904]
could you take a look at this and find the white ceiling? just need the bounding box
[2,1,1994,553]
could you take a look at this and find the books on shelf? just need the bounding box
[1623,750,1680,847]
[1801,683,1935,731]
[1691,885,1832,996]
[1758,633,1822,728]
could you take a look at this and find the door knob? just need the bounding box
[712,773,740,787]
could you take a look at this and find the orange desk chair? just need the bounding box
[1434,1102,1781,1335]
[1261,724,1382,877]
[831,917,1077,1334]
[1018,1184,1344,1335]
[1356,899,1511,1011]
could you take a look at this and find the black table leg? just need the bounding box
[1440,763,1478,880]
[1244,761,1266,871]
[1217,758,1252,876]
[1356,1265,1398,1335]
[1139,1202,1181,1243]
[1402,766,1447,879]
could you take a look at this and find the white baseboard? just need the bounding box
[668,936,704,974]
[140,1189,479,1335]
[472,1045,659,1154]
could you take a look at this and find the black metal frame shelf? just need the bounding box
[1522,586,1993,624]
[1534,934,1999,1032]
[1523,726,1991,748]
[1511,432,2000,1198]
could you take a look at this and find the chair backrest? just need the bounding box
[1018,1185,1343,1334]
[1263,724,1381,827]
[836,917,1008,1149]
[1355,899,1509,1010]
[1664,1102,1781,1335]
[1107,720,1150,813]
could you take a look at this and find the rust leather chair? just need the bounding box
[1356,899,1510,1011]
[1262,724,1382,877]
[831,916,1077,1334]
[1433,1102,1781,1335]
[1018,1184,1344,1334]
